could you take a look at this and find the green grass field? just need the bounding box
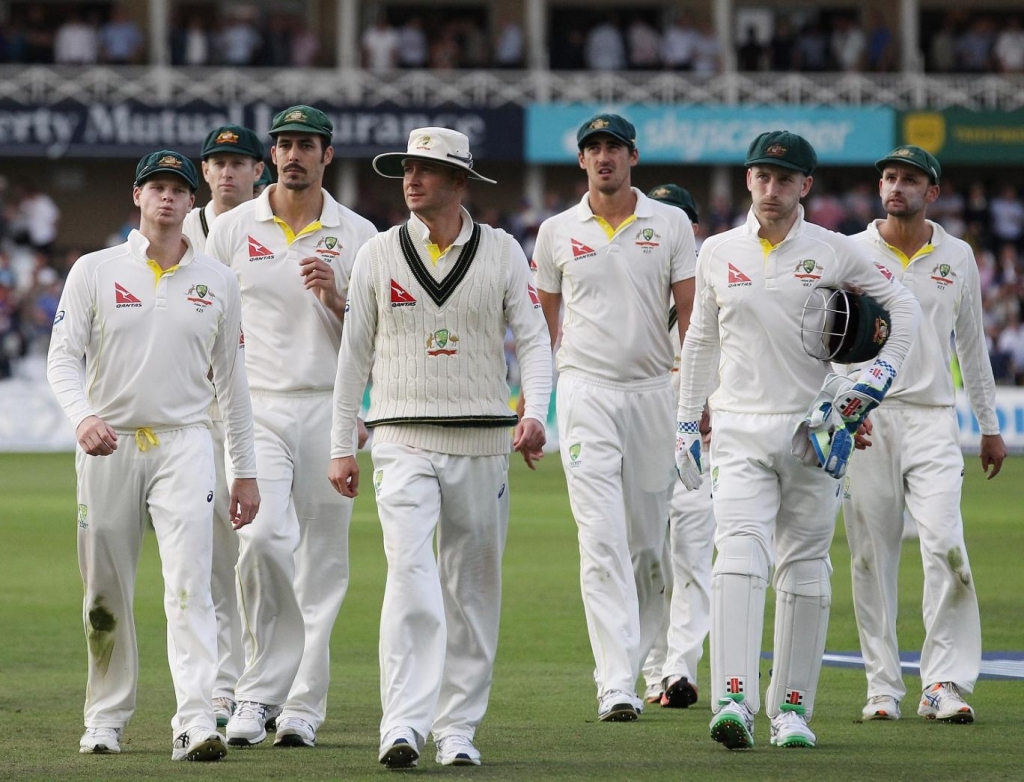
[1,451,1021,781]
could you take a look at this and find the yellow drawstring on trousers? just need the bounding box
[135,427,160,452]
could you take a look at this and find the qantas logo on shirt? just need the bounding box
[875,262,894,281]
[570,238,596,260]
[390,279,417,307]
[247,235,275,262]
[115,282,142,308]
[727,264,752,287]
[527,284,541,308]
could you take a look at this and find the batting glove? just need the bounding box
[675,421,703,491]
[833,360,896,433]
[822,426,854,479]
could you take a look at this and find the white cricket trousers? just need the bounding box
[643,475,715,693]
[372,442,510,745]
[709,412,841,720]
[556,370,675,703]
[233,391,353,729]
[209,418,243,701]
[844,404,980,699]
[76,425,218,738]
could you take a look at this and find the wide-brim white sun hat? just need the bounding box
[372,126,497,184]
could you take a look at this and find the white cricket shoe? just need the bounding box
[597,690,641,722]
[709,696,754,749]
[770,706,816,748]
[79,727,123,754]
[226,701,282,746]
[643,682,663,705]
[213,696,236,728]
[435,734,481,766]
[274,717,316,748]
[171,727,227,761]
[918,682,975,723]
[862,694,901,721]
[379,727,420,769]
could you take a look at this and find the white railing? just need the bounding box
[2,66,1024,109]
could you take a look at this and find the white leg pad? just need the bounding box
[766,558,831,720]
[710,535,770,714]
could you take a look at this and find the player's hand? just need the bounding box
[229,478,260,529]
[979,433,1007,479]
[834,360,895,433]
[675,421,703,490]
[299,256,341,312]
[76,415,118,456]
[514,417,546,470]
[329,455,359,497]
[854,417,873,450]
[356,417,369,450]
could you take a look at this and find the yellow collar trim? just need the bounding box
[273,216,323,245]
[594,214,636,240]
[759,237,779,259]
[147,260,179,285]
[883,241,935,268]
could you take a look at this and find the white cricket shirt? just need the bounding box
[677,206,921,421]
[205,184,377,393]
[181,202,220,254]
[533,188,696,382]
[46,229,257,476]
[851,219,998,434]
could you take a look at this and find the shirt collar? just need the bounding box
[574,187,648,222]
[865,217,946,248]
[743,203,806,241]
[408,206,474,247]
[254,184,342,227]
[127,228,195,266]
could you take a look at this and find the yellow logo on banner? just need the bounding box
[903,113,945,154]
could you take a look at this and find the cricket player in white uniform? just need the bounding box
[329,127,551,769]
[181,123,265,728]
[639,185,715,710]
[674,131,921,750]
[206,106,377,749]
[844,145,1006,724]
[532,114,696,722]
[47,150,260,761]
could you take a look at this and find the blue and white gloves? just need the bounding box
[792,360,896,479]
[675,420,703,490]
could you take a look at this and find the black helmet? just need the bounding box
[801,287,891,363]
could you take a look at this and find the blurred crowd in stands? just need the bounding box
[0,4,1022,74]
[3,174,1024,387]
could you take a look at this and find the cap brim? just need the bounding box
[136,168,197,190]
[874,157,937,182]
[203,145,261,159]
[270,123,331,137]
[746,157,811,174]
[371,152,496,184]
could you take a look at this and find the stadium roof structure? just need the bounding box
[1,66,1024,110]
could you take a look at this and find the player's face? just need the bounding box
[402,160,466,220]
[202,154,262,209]
[747,165,812,225]
[879,164,938,218]
[578,135,638,196]
[272,133,333,192]
[133,174,194,228]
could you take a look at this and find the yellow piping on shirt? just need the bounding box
[595,215,636,240]
[147,260,179,285]
[883,241,935,268]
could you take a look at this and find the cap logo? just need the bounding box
[215,130,239,145]
[414,135,433,150]
[893,148,913,157]
[157,155,182,169]
[285,110,307,122]
[590,119,609,130]
[652,187,670,197]
[765,143,786,158]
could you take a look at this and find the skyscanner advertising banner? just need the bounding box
[526,104,896,165]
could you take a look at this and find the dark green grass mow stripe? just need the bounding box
[1,452,1021,780]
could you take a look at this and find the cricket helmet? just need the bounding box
[801,287,891,363]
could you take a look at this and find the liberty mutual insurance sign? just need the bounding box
[0,99,522,160]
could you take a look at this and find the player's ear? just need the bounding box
[800,174,814,198]
[132,185,142,206]
[322,143,334,165]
